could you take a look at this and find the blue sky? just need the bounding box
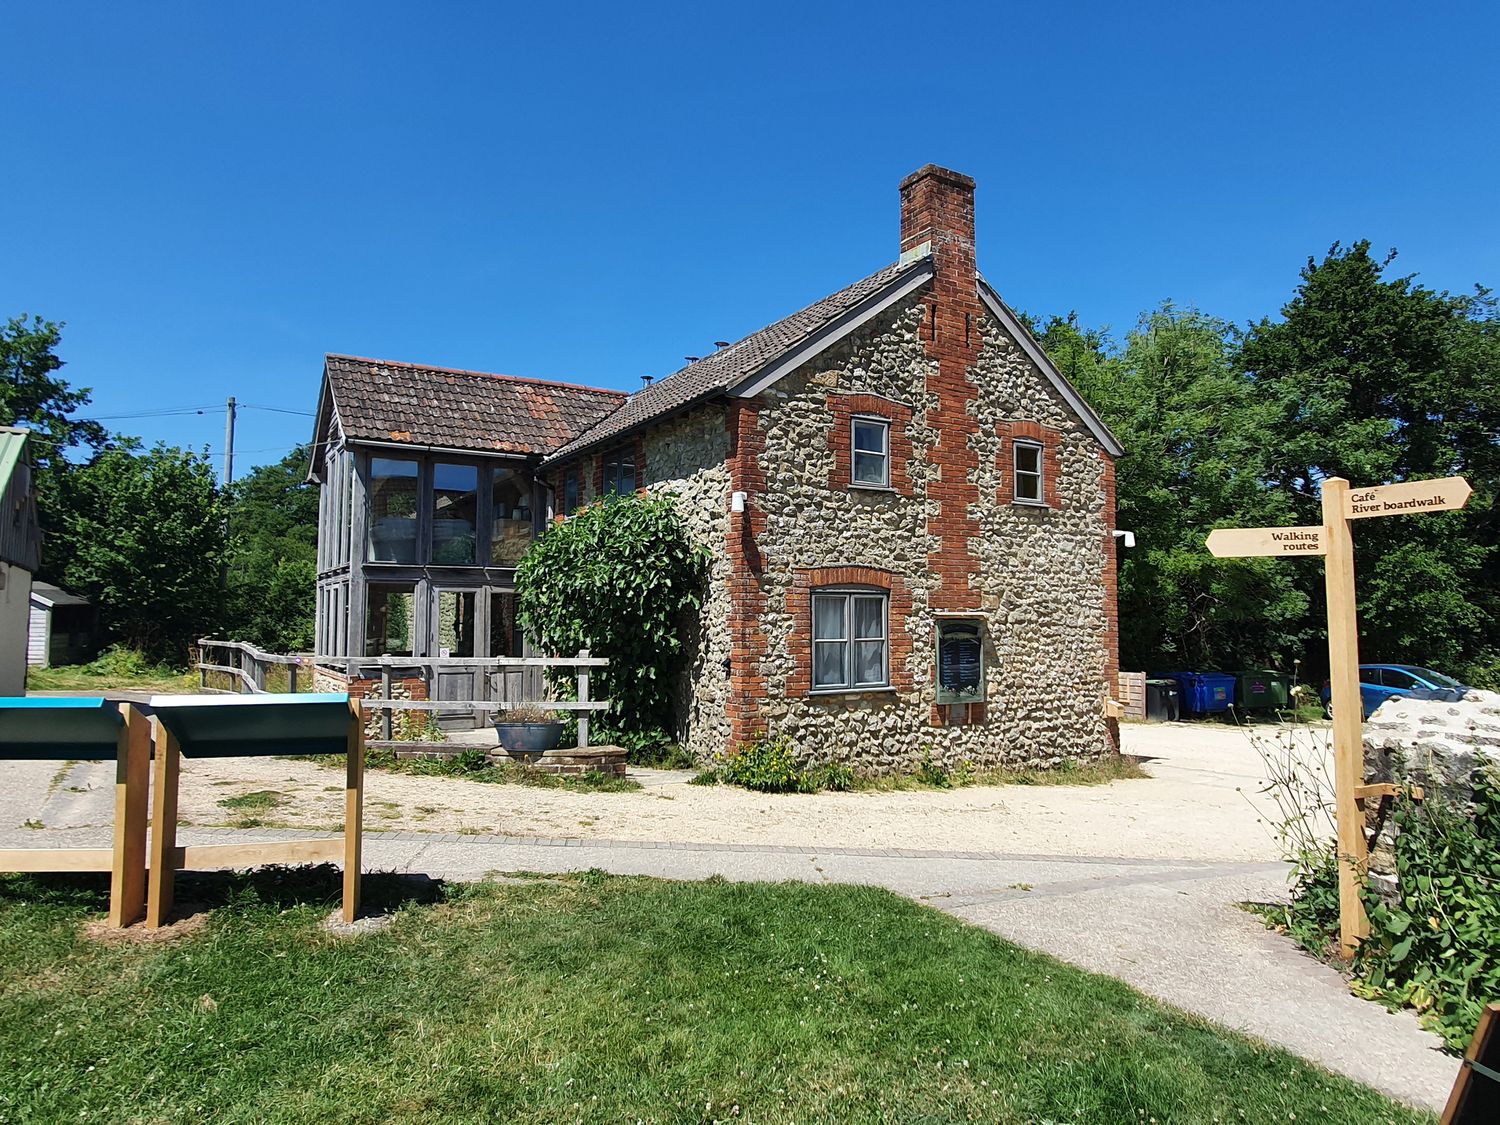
[4,2,1497,474]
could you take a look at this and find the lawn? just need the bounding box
[0,870,1427,1124]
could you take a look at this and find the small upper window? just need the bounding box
[603,449,636,497]
[563,469,580,515]
[1013,441,1044,504]
[851,418,890,488]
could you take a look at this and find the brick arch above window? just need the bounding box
[826,394,914,497]
[787,566,914,696]
[995,419,1061,509]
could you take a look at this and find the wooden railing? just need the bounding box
[195,640,611,747]
[196,638,310,694]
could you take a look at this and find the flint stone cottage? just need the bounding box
[310,166,1124,768]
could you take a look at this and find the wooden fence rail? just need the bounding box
[195,639,611,747]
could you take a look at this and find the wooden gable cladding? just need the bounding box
[994,419,1062,509]
[824,392,914,496]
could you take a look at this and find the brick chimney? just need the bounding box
[899,164,976,279]
[902,164,983,619]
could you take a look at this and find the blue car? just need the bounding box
[1322,664,1471,719]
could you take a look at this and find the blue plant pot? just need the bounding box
[495,721,565,755]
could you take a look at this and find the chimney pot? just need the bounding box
[641,374,653,388]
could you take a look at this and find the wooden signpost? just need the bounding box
[1207,474,1472,957]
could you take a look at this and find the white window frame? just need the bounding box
[810,587,889,692]
[1012,439,1045,506]
[850,416,891,489]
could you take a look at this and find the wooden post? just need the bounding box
[576,649,590,749]
[380,662,393,741]
[106,704,150,927]
[289,661,299,694]
[1321,476,1370,955]
[146,720,181,929]
[343,696,364,923]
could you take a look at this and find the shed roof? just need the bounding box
[0,427,41,572]
[30,581,90,608]
[320,356,627,457]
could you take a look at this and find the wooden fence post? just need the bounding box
[577,649,590,749]
[343,696,364,923]
[107,704,150,927]
[146,719,181,929]
[1322,476,1371,955]
[380,661,393,741]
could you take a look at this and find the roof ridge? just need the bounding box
[326,354,627,399]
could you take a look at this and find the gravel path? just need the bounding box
[0,719,1458,1110]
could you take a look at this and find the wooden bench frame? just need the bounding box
[0,702,151,927]
[145,696,365,928]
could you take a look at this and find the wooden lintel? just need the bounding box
[0,848,115,873]
[1355,782,1425,801]
[170,838,344,870]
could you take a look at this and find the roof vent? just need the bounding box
[684,356,701,363]
[641,374,653,388]
[714,341,730,349]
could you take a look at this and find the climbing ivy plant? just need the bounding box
[515,492,710,753]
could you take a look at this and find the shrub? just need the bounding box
[721,733,813,794]
[515,493,709,756]
[812,762,855,792]
[914,751,952,789]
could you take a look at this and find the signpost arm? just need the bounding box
[1321,476,1370,956]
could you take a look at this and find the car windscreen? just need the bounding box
[1409,667,1463,688]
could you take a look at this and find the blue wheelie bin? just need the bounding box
[1152,671,1237,716]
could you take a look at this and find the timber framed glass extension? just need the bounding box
[811,588,889,691]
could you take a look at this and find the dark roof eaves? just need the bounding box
[539,387,731,469]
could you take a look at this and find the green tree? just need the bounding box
[1039,305,1310,670]
[0,314,107,570]
[1240,242,1500,683]
[51,443,228,660]
[223,444,318,651]
[515,493,709,752]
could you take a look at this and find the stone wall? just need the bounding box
[637,406,734,759]
[730,296,1113,771]
[314,665,431,741]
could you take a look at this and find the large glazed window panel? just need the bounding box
[367,458,419,563]
[851,418,891,487]
[431,463,478,565]
[490,466,532,565]
[435,589,476,658]
[811,589,889,691]
[366,583,417,656]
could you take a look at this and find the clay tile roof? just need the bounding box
[323,355,627,456]
[542,259,926,465]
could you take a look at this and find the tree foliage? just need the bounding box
[222,444,318,651]
[1040,305,1309,670]
[1240,242,1499,682]
[0,314,107,563]
[50,443,228,660]
[515,494,709,748]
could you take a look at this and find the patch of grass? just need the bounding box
[820,754,1152,793]
[0,869,1422,1122]
[215,790,283,812]
[25,645,197,694]
[310,747,640,793]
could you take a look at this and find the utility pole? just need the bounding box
[223,397,237,488]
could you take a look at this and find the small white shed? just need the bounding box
[28,582,95,667]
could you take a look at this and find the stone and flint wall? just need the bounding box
[548,166,1118,772]
[1363,691,1500,871]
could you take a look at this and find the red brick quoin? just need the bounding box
[995,419,1062,509]
[785,566,913,698]
[725,402,769,746]
[825,393,914,496]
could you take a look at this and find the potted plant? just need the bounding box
[495,702,565,757]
